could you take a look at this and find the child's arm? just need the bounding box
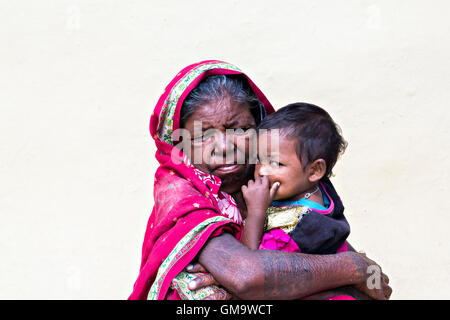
[241,176,280,250]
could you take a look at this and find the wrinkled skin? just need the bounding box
[182,98,256,210]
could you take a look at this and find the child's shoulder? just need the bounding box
[266,204,310,234]
[319,178,344,210]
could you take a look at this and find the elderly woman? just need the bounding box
[129,60,391,300]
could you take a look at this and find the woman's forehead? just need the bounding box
[187,100,255,127]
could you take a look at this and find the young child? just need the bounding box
[241,102,350,255]
[172,102,351,300]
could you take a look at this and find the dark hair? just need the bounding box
[257,102,347,178]
[180,75,266,127]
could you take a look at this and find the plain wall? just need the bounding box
[1,0,449,299]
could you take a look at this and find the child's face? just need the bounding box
[255,131,312,201]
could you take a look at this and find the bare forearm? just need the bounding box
[198,233,366,300]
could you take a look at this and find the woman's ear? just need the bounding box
[307,159,326,183]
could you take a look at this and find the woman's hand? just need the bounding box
[350,251,392,300]
[185,263,233,300]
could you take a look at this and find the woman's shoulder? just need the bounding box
[154,168,204,199]
[152,168,221,225]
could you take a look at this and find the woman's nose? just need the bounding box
[212,131,235,157]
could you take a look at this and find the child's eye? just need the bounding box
[270,160,281,168]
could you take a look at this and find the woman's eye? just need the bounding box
[192,132,214,142]
[230,128,251,135]
[257,156,271,164]
[191,136,203,142]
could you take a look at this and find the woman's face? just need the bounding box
[182,97,256,194]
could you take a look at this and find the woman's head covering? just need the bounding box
[129,60,274,300]
[150,60,273,152]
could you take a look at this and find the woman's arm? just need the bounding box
[196,233,390,300]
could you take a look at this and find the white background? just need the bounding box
[1,0,449,299]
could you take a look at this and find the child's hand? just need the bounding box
[241,176,280,250]
[241,175,280,218]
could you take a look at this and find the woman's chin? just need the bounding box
[215,164,251,193]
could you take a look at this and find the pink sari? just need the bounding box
[128,60,274,300]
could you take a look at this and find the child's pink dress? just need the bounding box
[259,179,354,300]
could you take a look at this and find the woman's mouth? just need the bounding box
[212,164,244,175]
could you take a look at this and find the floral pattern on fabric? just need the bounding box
[265,205,311,234]
[170,272,218,300]
[148,216,231,300]
[157,62,242,144]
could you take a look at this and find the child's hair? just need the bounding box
[257,102,347,178]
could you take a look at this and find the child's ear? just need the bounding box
[308,159,326,183]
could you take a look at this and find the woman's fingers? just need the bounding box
[384,284,393,299]
[381,273,392,299]
[188,273,218,290]
[185,263,232,298]
[202,287,233,300]
[350,251,393,300]
[382,273,389,284]
[185,263,206,273]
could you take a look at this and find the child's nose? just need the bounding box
[258,164,274,176]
